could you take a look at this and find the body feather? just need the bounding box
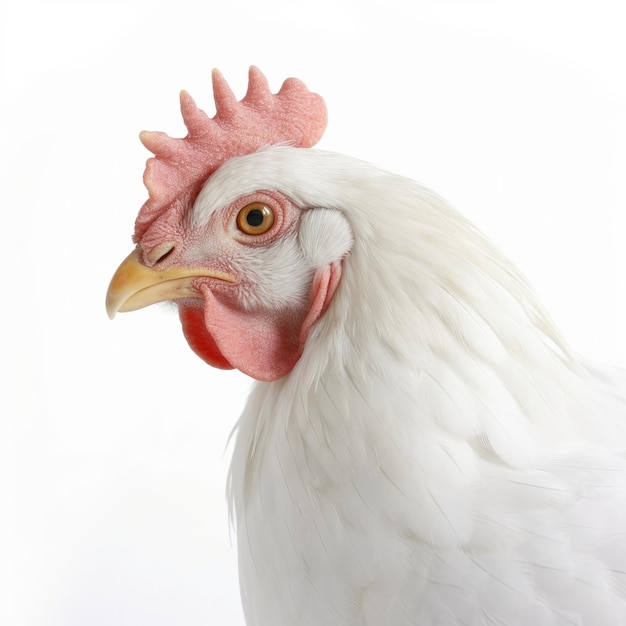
[215,147,626,624]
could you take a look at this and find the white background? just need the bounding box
[2,1,625,624]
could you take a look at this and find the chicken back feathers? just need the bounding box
[107,69,626,625]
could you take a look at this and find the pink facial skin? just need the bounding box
[137,188,342,381]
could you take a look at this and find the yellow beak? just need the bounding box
[105,248,235,319]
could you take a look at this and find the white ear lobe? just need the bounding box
[298,208,353,268]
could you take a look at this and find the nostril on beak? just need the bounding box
[146,242,176,266]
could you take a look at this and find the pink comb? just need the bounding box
[133,66,328,242]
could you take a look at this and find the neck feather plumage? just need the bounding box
[225,148,595,528]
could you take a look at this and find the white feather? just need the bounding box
[191,146,626,625]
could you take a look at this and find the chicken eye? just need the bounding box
[236,202,275,235]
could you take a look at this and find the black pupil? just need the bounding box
[246,209,265,227]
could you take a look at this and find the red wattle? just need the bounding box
[179,305,234,370]
[177,261,343,381]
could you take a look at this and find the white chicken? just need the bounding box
[106,68,626,625]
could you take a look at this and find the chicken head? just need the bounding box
[106,69,352,381]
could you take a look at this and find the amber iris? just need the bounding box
[236,202,275,235]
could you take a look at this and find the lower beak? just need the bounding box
[106,248,234,319]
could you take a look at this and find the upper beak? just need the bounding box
[106,248,235,319]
